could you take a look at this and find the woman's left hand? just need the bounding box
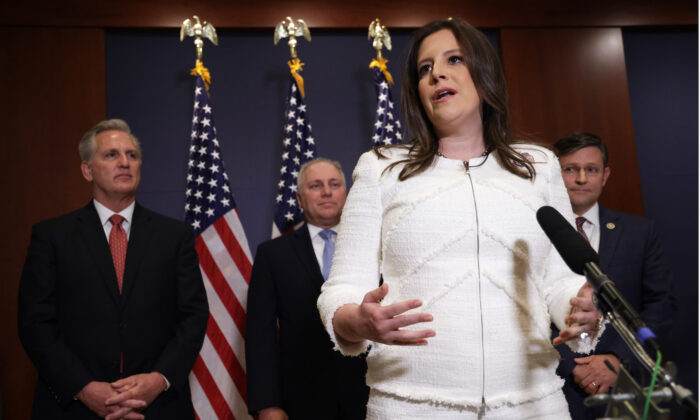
[553,283,602,345]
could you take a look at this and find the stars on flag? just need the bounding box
[184,76,237,234]
[272,82,317,237]
[371,71,403,147]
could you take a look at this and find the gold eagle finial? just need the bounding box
[368,18,392,60]
[180,15,218,62]
[274,17,311,59]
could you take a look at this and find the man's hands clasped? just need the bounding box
[77,372,167,420]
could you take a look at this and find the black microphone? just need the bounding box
[536,205,660,354]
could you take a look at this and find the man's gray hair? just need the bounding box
[79,118,142,162]
[297,157,346,192]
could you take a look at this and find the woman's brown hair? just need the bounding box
[378,18,534,181]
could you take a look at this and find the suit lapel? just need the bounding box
[292,224,325,289]
[598,205,621,272]
[76,202,121,305]
[121,203,153,303]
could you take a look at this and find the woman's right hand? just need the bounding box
[333,284,436,346]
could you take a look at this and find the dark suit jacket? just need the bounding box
[18,202,209,420]
[245,224,369,420]
[555,205,676,419]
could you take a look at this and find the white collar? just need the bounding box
[579,203,600,228]
[307,223,339,238]
[94,199,136,227]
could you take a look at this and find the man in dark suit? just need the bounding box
[246,158,369,420]
[18,119,209,420]
[552,131,676,419]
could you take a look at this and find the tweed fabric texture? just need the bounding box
[366,386,571,419]
[318,145,601,412]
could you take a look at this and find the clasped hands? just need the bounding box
[573,354,621,395]
[334,282,601,347]
[77,372,167,420]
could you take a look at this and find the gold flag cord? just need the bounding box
[288,58,306,98]
[369,57,394,85]
[190,60,212,92]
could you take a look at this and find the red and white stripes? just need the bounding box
[190,210,253,420]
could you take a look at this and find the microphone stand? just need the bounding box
[583,264,697,418]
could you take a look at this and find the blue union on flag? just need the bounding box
[271,80,317,238]
[371,68,402,147]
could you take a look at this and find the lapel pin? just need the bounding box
[606,222,616,230]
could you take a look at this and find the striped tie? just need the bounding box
[576,216,590,243]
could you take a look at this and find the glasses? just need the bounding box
[561,166,603,177]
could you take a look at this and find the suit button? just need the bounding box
[120,322,127,331]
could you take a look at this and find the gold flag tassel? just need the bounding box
[288,58,306,98]
[369,57,394,85]
[190,60,212,92]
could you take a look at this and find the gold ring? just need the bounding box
[590,382,597,388]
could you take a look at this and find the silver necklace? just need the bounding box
[437,148,490,168]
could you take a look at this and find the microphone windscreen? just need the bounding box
[536,206,599,275]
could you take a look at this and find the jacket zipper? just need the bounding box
[463,160,486,415]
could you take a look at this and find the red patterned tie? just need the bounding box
[109,214,127,293]
[576,216,590,243]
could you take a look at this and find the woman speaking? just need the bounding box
[318,18,602,419]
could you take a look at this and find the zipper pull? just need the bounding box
[462,160,470,172]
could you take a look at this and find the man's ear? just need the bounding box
[296,192,304,211]
[80,161,93,182]
[602,166,611,187]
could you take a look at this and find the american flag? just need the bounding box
[185,74,253,420]
[371,67,402,146]
[271,80,317,238]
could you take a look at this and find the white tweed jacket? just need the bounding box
[318,144,601,409]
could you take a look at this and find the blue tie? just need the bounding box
[319,229,335,280]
